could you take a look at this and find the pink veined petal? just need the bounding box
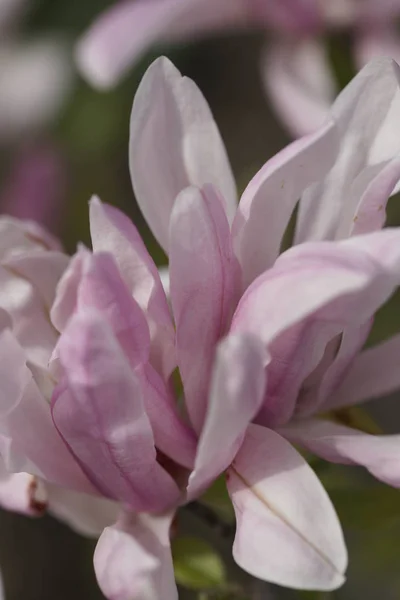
[76,0,249,89]
[53,248,151,367]
[295,58,400,244]
[325,333,400,410]
[186,333,267,500]
[129,56,237,252]
[47,484,119,537]
[0,328,94,493]
[232,230,400,427]
[89,196,175,378]
[261,37,335,138]
[227,424,347,590]
[170,184,240,432]
[94,511,177,600]
[138,363,197,470]
[52,310,180,512]
[281,419,400,488]
[0,462,47,517]
[232,118,338,287]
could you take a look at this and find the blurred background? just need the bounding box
[1,0,400,598]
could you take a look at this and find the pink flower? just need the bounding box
[2,55,400,598]
[76,0,400,137]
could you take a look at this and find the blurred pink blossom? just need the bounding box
[77,0,400,136]
[1,56,400,598]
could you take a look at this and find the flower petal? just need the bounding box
[261,38,335,138]
[232,118,338,287]
[326,333,400,410]
[47,484,119,537]
[89,197,175,378]
[187,333,267,500]
[52,310,180,511]
[296,58,400,243]
[0,461,47,516]
[227,424,347,590]
[76,0,248,89]
[170,184,239,431]
[0,328,93,493]
[232,230,400,426]
[282,419,400,488]
[129,57,237,252]
[94,511,177,600]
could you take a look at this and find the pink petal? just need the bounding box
[261,38,335,138]
[296,58,400,244]
[187,333,267,500]
[47,484,119,537]
[0,463,47,516]
[53,249,151,367]
[232,230,400,426]
[0,215,61,256]
[138,363,196,470]
[227,424,347,590]
[282,419,400,487]
[89,197,175,378]
[170,184,240,431]
[326,333,400,410]
[0,263,59,368]
[232,119,337,287]
[349,157,400,237]
[0,329,93,493]
[76,0,248,89]
[129,57,237,252]
[354,25,400,69]
[249,0,321,32]
[52,310,180,512]
[94,511,177,600]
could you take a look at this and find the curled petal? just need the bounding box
[227,424,347,590]
[282,419,400,488]
[129,57,237,252]
[187,333,267,500]
[296,58,400,243]
[170,184,239,431]
[53,311,180,511]
[233,118,337,287]
[89,197,175,378]
[94,511,177,600]
[232,230,400,426]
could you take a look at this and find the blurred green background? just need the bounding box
[1,1,400,599]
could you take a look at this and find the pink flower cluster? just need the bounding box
[1,56,400,599]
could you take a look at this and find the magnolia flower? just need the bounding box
[76,0,400,137]
[2,55,400,599]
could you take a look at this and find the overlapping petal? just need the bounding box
[52,310,180,511]
[170,184,239,431]
[227,424,347,590]
[129,57,237,252]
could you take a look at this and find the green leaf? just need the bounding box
[172,537,226,591]
[199,476,235,523]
